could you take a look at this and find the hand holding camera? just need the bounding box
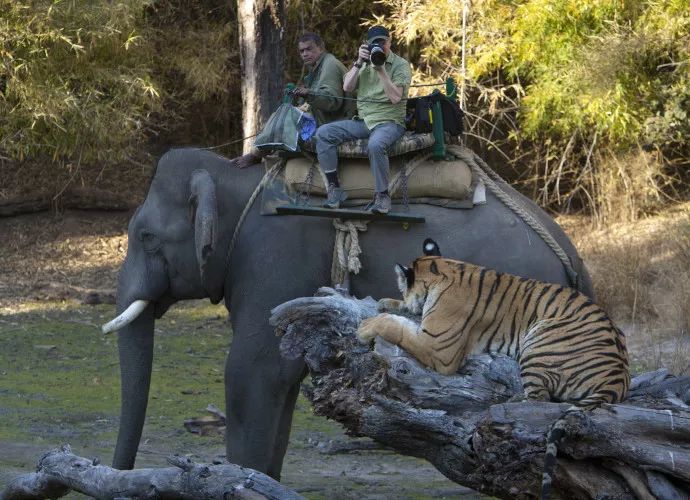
[357,44,370,65]
[357,41,386,68]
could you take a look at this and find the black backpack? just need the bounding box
[406,92,464,136]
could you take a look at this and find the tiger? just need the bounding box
[357,238,629,499]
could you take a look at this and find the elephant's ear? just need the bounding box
[189,169,218,281]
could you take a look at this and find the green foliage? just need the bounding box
[380,0,689,217]
[0,0,238,166]
[2,0,687,218]
[284,0,379,79]
[142,0,240,149]
[0,0,162,163]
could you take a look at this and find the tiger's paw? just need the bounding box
[356,316,380,344]
[377,298,404,312]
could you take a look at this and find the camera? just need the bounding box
[367,39,386,66]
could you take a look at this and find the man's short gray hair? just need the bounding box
[298,32,325,49]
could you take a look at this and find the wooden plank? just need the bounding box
[275,204,425,223]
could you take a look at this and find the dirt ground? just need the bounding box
[1,205,688,497]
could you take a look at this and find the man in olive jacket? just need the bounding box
[233,32,351,168]
[293,32,354,126]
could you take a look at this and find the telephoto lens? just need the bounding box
[368,41,386,66]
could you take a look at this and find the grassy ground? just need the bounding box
[0,299,475,499]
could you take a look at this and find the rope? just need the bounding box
[294,89,422,104]
[331,218,369,286]
[409,82,446,88]
[329,151,431,287]
[446,145,580,289]
[293,84,449,103]
[224,160,284,278]
[204,133,258,151]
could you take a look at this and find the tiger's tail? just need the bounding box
[541,401,603,499]
[541,416,567,499]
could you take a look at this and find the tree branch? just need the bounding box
[270,288,690,499]
[1,445,304,500]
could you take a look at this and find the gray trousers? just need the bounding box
[315,119,406,193]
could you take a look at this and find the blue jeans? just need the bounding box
[315,119,406,193]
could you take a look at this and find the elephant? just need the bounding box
[103,147,593,480]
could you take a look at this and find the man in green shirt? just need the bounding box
[292,32,353,126]
[314,25,411,214]
[233,32,350,168]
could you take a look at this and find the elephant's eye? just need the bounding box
[139,230,161,253]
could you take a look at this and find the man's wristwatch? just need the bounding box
[353,60,363,69]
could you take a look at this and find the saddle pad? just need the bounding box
[301,131,435,158]
[285,155,472,200]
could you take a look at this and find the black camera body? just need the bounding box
[367,40,386,66]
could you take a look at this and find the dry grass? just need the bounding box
[524,143,685,225]
[558,201,690,375]
[591,149,682,224]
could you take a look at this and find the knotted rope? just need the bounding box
[330,218,369,286]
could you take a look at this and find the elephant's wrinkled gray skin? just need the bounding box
[111,147,593,479]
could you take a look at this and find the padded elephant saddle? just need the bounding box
[283,154,472,201]
[260,139,484,217]
[300,131,436,158]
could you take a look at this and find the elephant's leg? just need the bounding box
[224,333,306,480]
[270,371,307,476]
[223,207,333,479]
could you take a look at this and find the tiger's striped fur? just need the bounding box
[357,238,629,498]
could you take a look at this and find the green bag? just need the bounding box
[254,103,303,152]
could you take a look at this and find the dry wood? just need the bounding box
[270,287,690,499]
[183,404,227,435]
[0,445,304,500]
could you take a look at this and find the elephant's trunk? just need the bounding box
[112,301,155,470]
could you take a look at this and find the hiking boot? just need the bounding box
[324,184,346,209]
[370,192,391,214]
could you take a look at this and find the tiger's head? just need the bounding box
[395,238,443,315]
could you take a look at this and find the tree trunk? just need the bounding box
[237,0,285,154]
[270,288,690,500]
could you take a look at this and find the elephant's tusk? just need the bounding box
[101,300,150,334]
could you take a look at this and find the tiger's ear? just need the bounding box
[395,263,407,280]
[395,263,415,290]
[423,238,442,256]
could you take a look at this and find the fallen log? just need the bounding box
[0,445,303,500]
[270,287,690,499]
[0,187,135,217]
